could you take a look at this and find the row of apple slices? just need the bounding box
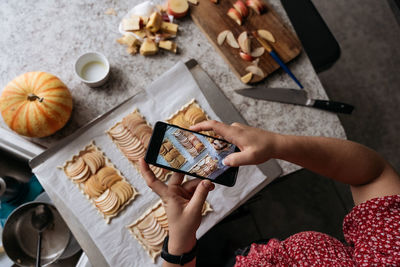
[217,29,276,83]
[218,29,275,61]
[227,0,267,26]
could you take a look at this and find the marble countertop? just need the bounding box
[0,0,345,175]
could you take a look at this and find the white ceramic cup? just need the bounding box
[74,52,110,87]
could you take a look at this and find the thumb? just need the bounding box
[223,151,253,167]
[187,180,215,214]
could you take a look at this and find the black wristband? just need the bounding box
[161,236,198,266]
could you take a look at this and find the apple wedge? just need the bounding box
[240,72,253,83]
[217,30,229,46]
[250,47,265,57]
[245,65,264,77]
[227,8,242,25]
[233,0,248,17]
[146,12,162,33]
[238,31,251,54]
[122,16,142,31]
[239,51,254,61]
[226,31,239,48]
[257,29,275,43]
[167,0,189,18]
[246,0,266,15]
[140,38,158,56]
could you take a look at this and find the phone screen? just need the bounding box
[146,122,239,186]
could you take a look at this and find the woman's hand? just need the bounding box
[139,158,215,255]
[190,120,281,167]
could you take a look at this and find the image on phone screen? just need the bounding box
[146,122,239,186]
[157,126,235,179]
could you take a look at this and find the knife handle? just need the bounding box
[312,100,354,114]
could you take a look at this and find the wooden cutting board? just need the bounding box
[190,0,302,83]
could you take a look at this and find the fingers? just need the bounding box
[168,172,185,186]
[187,180,215,214]
[190,120,239,143]
[182,179,202,193]
[223,150,254,167]
[139,158,168,197]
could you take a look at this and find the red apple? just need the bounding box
[227,8,242,25]
[239,51,254,61]
[233,0,248,17]
[167,0,189,18]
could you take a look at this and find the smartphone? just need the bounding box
[145,121,239,187]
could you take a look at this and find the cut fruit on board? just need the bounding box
[257,29,275,43]
[227,8,242,25]
[245,65,264,77]
[240,51,253,61]
[246,0,266,15]
[190,0,302,83]
[240,72,253,83]
[251,47,265,57]
[233,0,248,17]
[167,0,189,18]
[238,31,251,54]
[217,30,229,45]
[226,31,239,48]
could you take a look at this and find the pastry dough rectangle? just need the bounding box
[127,199,213,262]
[165,99,217,138]
[62,142,138,224]
[107,109,170,182]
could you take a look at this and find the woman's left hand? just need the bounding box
[139,158,215,255]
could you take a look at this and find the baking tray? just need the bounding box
[30,60,282,267]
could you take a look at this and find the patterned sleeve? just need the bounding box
[342,194,400,266]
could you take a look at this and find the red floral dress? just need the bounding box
[234,195,400,266]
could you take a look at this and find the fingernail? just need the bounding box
[202,180,214,190]
[222,158,229,166]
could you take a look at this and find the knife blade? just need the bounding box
[235,87,354,114]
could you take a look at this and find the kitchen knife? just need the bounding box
[235,87,354,114]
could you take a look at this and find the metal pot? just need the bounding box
[2,202,70,266]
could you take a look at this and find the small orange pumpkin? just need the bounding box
[0,72,73,138]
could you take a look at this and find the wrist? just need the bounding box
[168,233,197,255]
[268,132,286,159]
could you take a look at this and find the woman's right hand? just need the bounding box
[190,120,281,167]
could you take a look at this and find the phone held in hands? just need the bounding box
[145,121,239,187]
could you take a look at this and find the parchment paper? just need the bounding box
[32,61,268,266]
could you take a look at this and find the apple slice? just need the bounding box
[240,72,253,84]
[226,31,239,48]
[122,16,142,31]
[233,0,248,17]
[250,47,265,57]
[187,0,199,5]
[239,51,254,61]
[217,30,229,46]
[238,31,251,54]
[246,0,266,15]
[252,58,260,66]
[140,39,158,56]
[167,0,189,18]
[245,65,264,77]
[210,0,219,4]
[257,29,275,43]
[227,8,242,25]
